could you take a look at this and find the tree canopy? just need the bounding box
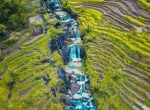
[0,0,28,31]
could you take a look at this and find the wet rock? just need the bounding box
[85,84,90,90]
[57,67,68,84]
[49,33,70,64]
[42,76,50,85]
[54,22,62,28]
[41,58,50,63]
[49,38,58,53]
[146,24,150,32]
[80,46,87,62]
[51,87,56,97]
[35,77,41,80]
[63,8,78,20]
[65,98,71,105]
[70,83,80,94]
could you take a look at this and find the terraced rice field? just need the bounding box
[0,0,150,109]
[63,0,150,109]
[0,27,66,109]
[83,0,150,30]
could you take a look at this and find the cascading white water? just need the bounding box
[47,0,96,109]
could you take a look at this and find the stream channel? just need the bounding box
[45,0,97,109]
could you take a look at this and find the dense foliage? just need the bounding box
[0,0,28,32]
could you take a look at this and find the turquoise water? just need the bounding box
[69,44,80,59]
[48,0,96,109]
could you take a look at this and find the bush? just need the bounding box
[0,24,6,33]
[3,39,17,46]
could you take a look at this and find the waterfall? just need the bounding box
[69,44,81,59]
[48,0,96,109]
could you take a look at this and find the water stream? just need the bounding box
[47,0,96,109]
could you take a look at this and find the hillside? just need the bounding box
[0,0,150,109]
[64,0,150,109]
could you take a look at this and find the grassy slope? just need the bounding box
[62,0,150,110]
[124,15,146,27]
[0,0,65,108]
[0,0,150,109]
[0,27,65,109]
[136,0,150,12]
[63,0,104,5]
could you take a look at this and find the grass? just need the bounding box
[0,0,66,109]
[43,13,50,21]
[65,2,150,109]
[139,0,150,6]
[124,15,147,27]
[62,0,104,5]
[97,28,150,57]
[0,26,64,109]
[136,0,150,12]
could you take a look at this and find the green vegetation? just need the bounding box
[0,0,44,62]
[0,0,65,109]
[124,15,146,27]
[63,0,104,5]
[63,1,150,109]
[0,0,28,30]
[0,0,150,109]
[0,24,6,33]
[136,0,150,12]
[0,0,41,33]
[3,38,17,47]
[43,13,50,21]
[0,27,65,109]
